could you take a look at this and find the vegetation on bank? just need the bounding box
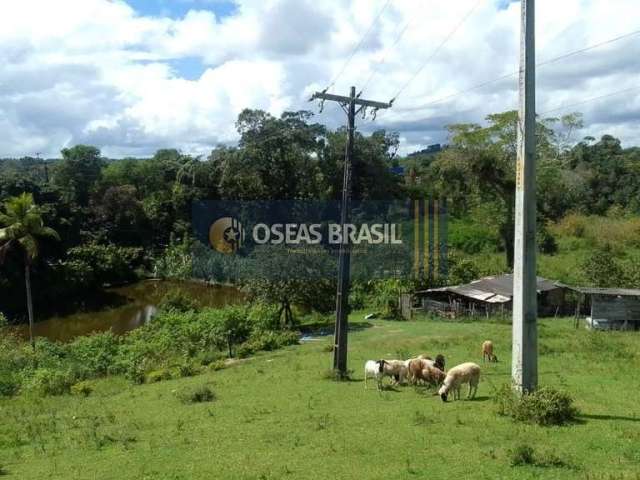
[0,302,300,399]
[1,315,639,479]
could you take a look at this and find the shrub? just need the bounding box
[176,385,215,404]
[0,312,8,330]
[71,380,94,397]
[236,343,255,359]
[28,368,75,396]
[246,331,299,353]
[580,244,626,288]
[509,444,535,466]
[0,372,20,397]
[146,368,173,383]
[159,289,198,312]
[172,360,199,378]
[247,303,282,331]
[208,360,226,371]
[538,226,558,255]
[494,384,578,426]
[197,350,224,366]
[67,331,120,378]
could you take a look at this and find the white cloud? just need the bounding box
[0,0,638,158]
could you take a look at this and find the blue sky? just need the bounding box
[126,0,237,19]
[126,0,238,80]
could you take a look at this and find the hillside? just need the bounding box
[2,314,639,479]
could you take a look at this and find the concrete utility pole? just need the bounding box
[310,86,392,375]
[512,0,538,393]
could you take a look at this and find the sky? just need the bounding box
[1,0,639,158]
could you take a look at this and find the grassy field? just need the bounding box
[1,314,640,479]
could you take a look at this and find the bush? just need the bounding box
[176,385,215,404]
[236,343,254,359]
[208,360,226,371]
[71,380,94,397]
[448,220,499,254]
[0,372,20,397]
[28,368,75,396]
[172,360,199,378]
[509,444,535,466]
[159,289,198,312]
[538,226,558,255]
[67,331,120,378]
[494,384,578,426]
[65,243,142,287]
[0,312,8,330]
[247,303,282,331]
[146,368,173,383]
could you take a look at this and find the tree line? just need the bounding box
[2,108,639,326]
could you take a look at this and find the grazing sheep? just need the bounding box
[413,364,446,387]
[438,362,481,402]
[407,358,430,384]
[364,359,407,390]
[364,360,384,390]
[481,340,498,363]
[434,354,446,371]
[407,354,446,384]
[382,360,408,385]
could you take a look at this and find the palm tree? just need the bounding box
[0,193,59,350]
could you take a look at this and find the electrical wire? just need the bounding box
[538,85,640,116]
[399,27,640,112]
[325,0,394,93]
[389,0,484,104]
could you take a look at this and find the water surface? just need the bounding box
[14,280,244,342]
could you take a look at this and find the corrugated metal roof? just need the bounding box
[417,274,563,304]
[574,287,640,297]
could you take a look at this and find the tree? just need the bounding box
[0,193,59,349]
[426,111,560,268]
[54,145,104,206]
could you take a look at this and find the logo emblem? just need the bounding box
[209,217,244,254]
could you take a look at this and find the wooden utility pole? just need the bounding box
[310,86,392,375]
[512,0,538,393]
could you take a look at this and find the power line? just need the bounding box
[389,0,483,104]
[538,85,640,116]
[325,0,394,93]
[399,27,640,111]
[359,18,414,95]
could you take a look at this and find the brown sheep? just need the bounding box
[420,365,446,386]
[482,340,498,363]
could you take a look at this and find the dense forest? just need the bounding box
[1,108,639,324]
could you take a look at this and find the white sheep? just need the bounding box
[364,359,408,390]
[364,360,384,390]
[438,362,481,402]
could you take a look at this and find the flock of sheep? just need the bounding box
[364,340,498,402]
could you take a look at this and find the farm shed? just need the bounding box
[416,274,568,318]
[574,287,640,331]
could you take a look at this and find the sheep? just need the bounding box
[412,363,446,387]
[364,359,408,390]
[434,354,446,371]
[438,362,481,402]
[481,340,498,363]
[364,360,384,390]
[382,360,408,385]
[407,358,430,384]
[406,357,445,385]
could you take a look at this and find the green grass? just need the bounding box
[1,314,640,479]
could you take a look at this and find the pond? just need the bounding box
[13,280,245,343]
